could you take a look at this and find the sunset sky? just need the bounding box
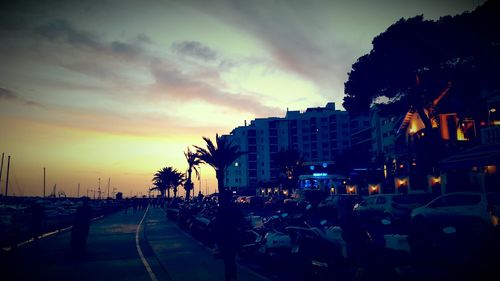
[0,0,476,197]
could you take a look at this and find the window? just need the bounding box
[363,197,376,205]
[376,196,386,204]
[429,194,482,208]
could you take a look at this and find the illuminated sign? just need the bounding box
[312,173,328,177]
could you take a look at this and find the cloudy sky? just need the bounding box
[0,0,476,197]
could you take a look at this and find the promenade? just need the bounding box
[0,207,268,281]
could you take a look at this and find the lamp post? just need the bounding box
[488,107,496,125]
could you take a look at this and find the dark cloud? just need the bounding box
[111,41,141,56]
[34,19,102,50]
[0,87,17,99]
[0,87,42,107]
[172,40,217,61]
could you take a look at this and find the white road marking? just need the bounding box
[136,205,158,281]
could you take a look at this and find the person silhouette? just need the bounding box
[30,201,44,241]
[71,197,92,258]
[214,191,243,281]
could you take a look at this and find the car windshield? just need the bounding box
[393,194,432,205]
[429,194,482,208]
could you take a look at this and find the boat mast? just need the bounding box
[5,155,10,196]
[0,152,4,193]
[43,167,46,198]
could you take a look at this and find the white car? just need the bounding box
[353,193,432,222]
[410,192,500,228]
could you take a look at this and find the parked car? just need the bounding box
[409,192,500,265]
[354,193,432,222]
[410,192,500,227]
[317,194,362,221]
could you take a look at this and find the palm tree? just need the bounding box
[151,166,183,199]
[152,167,170,198]
[184,147,201,202]
[195,134,245,205]
[171,169,185,199]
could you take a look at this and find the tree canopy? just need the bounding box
[343,0,500,120]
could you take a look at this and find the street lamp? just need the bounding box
[488,107,496,125]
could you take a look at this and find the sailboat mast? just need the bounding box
[5,155,10,196]
[107,178,110,198]
[43,167,46,198]
[0,153,4,192]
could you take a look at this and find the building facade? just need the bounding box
[223,102,350,193]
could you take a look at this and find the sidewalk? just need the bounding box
[143,207,269,281]
[1,209,152,281]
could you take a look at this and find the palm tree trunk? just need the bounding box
[216,169,229,206]
[186,169,193,201]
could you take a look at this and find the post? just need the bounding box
[43,167,46,198]
[107,178,110,198]
[0,153,4,192]
[78,183,80,197]
[5,155,11,196]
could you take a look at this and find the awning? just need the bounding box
[440,143,500,170]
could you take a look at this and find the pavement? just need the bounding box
[0,206,269,281]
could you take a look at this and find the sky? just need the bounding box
[0,0,478,197]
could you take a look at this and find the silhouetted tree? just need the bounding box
[343,0,499,123]
[195,134,245,206]
[184,147,201,202]
[152,166,184,199]
[171,169,185,199]
[275,147,304,192]
[152,167,169,198]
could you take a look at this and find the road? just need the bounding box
[0,206,268,281]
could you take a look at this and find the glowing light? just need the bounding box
[369,184,379,193]
[330,187,335,194]
[485,166,497,174]
[432,177,441,184]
